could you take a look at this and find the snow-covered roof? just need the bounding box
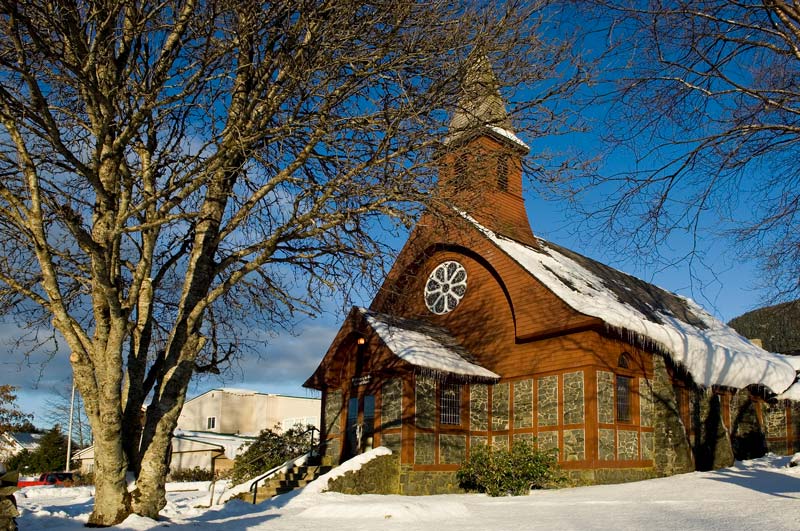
[5,432,43,450]
[185,388,316,403]
[362,308,500,382]
[72,432,255,463]
[466,214,798,395]
[487,126,529,151]
[777,382,800,400]
[173,430,254,459]
[213,387,258,395]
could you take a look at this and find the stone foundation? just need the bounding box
[326,454,401,495]
[399,465,463,495]
[567,467,657,486]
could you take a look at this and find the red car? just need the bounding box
[17,472,74,488]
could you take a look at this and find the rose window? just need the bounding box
[424,261,468,315]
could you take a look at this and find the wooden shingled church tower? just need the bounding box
[305,58,800,493]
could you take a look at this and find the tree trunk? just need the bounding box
[131,346,197,518]
[131,434,170,518]
[85,397,130,526]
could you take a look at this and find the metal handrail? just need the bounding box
[248,426,321,504]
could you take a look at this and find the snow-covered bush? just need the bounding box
[457,440,560,496]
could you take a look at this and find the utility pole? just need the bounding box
[66,382,75,472]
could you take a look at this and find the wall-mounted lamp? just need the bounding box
[357,337,366,345]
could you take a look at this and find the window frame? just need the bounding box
[615,375,632,423]
[207,416,216,430]
[439,381,462,426]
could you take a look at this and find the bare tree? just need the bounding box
[43,385,91,448]
[0,0,585,524]
[563,1,800,300]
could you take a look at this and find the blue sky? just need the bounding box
[2,6,778,426]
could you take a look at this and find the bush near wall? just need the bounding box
[457,440,561,496]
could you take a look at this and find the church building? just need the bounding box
[304,59,800,493]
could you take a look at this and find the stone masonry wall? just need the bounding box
[651,356,694,476]
[563,429,585,461]
[415,433,435,465]
[381,432,401,454]
[764,402,789,455]
[381,378,402,430]
[729,389,767,460]
[599,428,615,461]
[563,371,585,425]
[537,430,559,456]
[399,465,463,495]
[326,454,401,495]
[513,379,533,429]
[617,430,638,460]
[597,371,615,424]
[492,382,510,431]
[691,390,734,471]
[415,376,436,430]
[639,377,654,427]
[537,376,558,427]
[470,384,488,431]
[325,389,343,436]
[440,434,467,464]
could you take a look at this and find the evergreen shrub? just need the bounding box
[228,425,315,485]
[167,466,216,482]
[6,426,67,474]
[457,440,560,496]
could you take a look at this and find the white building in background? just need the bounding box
[176,388,320,436]
[73,431,255,475]
[74,388,320,475]
[0,432,43,461]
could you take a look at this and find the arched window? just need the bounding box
[453,154,468,189]
[618,352,630,369]
[496,154,509,192]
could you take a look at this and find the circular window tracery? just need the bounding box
[424,260,468,315]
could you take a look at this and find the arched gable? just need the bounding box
[371,211,599,345]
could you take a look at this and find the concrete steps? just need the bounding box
[239,463,333,504]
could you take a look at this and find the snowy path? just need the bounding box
[15,455,800,531]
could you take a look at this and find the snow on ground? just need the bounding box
[15,454,800,531]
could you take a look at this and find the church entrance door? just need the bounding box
[344,394,375,459]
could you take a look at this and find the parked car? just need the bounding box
[17,472,73,488]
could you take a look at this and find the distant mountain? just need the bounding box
[728,300,800,355]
